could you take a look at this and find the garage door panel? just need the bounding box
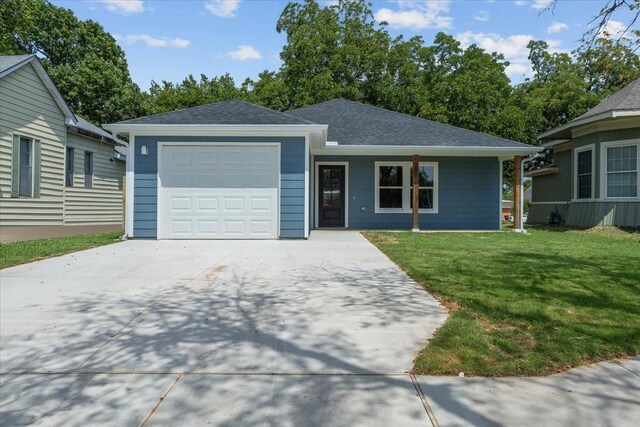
[160,145,279,239]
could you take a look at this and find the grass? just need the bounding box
[0,231,123,269]
[365,226,640,376]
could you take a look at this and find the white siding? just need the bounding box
[0,63,65,225]
[64,132,124,225]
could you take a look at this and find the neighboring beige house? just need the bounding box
[528,78,639,227]
[0,55,126,241]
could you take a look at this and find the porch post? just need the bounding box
[412,154,420,231]
[513,155,522,231]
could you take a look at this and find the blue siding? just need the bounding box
[315,155,500,230]
[133,136,306,238]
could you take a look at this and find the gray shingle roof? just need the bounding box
[70,115,125,145]
[576,78,640,120]
[0,55,34,75]
[287,99,532,148]
[115,99,315,125]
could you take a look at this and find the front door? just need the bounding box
[318,165,345,227]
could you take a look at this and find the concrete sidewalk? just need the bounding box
[418,357,640,427]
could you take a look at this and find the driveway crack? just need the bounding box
[410,374,439,427]
[139,373,182,427]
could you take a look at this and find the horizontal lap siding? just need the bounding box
[64,133,124,225]
[133,136,305,238]
[0,63,65,225]
[315,155,500,230]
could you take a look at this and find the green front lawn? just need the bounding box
[365,227,640,376]
[0,231,122,269]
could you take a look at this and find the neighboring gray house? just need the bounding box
[528,79,640,227]
[104,99,539,239]
[0,55,126,239]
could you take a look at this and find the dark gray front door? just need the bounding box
[318,165,345,227]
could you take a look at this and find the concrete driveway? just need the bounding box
[2,231,638,426]
[0,231,447,426]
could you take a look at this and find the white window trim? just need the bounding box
[599,138,640,200]
[573,144,595,200]
[374,161,439,214]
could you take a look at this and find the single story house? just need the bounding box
[0,55,127,241]
[528,78,639,227]
[104,99,540,239]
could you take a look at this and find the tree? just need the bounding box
[543,0,640,48]
[0,0,145,124]
[143,74,244,115]
[276,0,393,108]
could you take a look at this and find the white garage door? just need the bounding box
[159,144,279,239]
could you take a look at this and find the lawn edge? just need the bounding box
[362,230,640,378]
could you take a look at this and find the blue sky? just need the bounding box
[52,0,635,90]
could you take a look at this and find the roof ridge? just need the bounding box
[231,99,317,124]
[118,98,314,125]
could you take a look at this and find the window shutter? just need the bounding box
[33,139,41,198]
[11,135,20,198]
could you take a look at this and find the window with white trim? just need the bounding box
[375,161,438,213]
[575,147,593,199]
[605,144,638,198]
[19,136,33,197]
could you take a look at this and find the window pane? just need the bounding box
[19,138,32,197]
[411,166,434,187]
[66,148,74,187]
[607,172,637,198]
[577,174,592,199]
[607,145,637,172]
[84,152,93,189]
[379,188,402,208]
[410,189,434,209]
[379,166,402,186]
[577,150,592,175]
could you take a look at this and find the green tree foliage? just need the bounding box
[0,0,145,124]
[143,74,244,115]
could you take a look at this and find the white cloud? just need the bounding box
[456,31,564,80]
[98,0,145,14]
[115,34,190,48]
[514,0,553,9]
[205,0,241,18]
[532,0,552,9]
[474,10,490,22]
[375,0,453,30]
[227,45,262,61]
[599,20,627,38]
[547,21,568,33]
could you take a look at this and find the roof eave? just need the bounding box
[103,123,329,135]
[537,110,640,141]
[313,144,542,157]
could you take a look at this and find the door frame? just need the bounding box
[314,161,349,228]
[157,141,281,239]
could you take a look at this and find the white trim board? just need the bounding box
[314,161,349,229]
[573,143,596,200]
